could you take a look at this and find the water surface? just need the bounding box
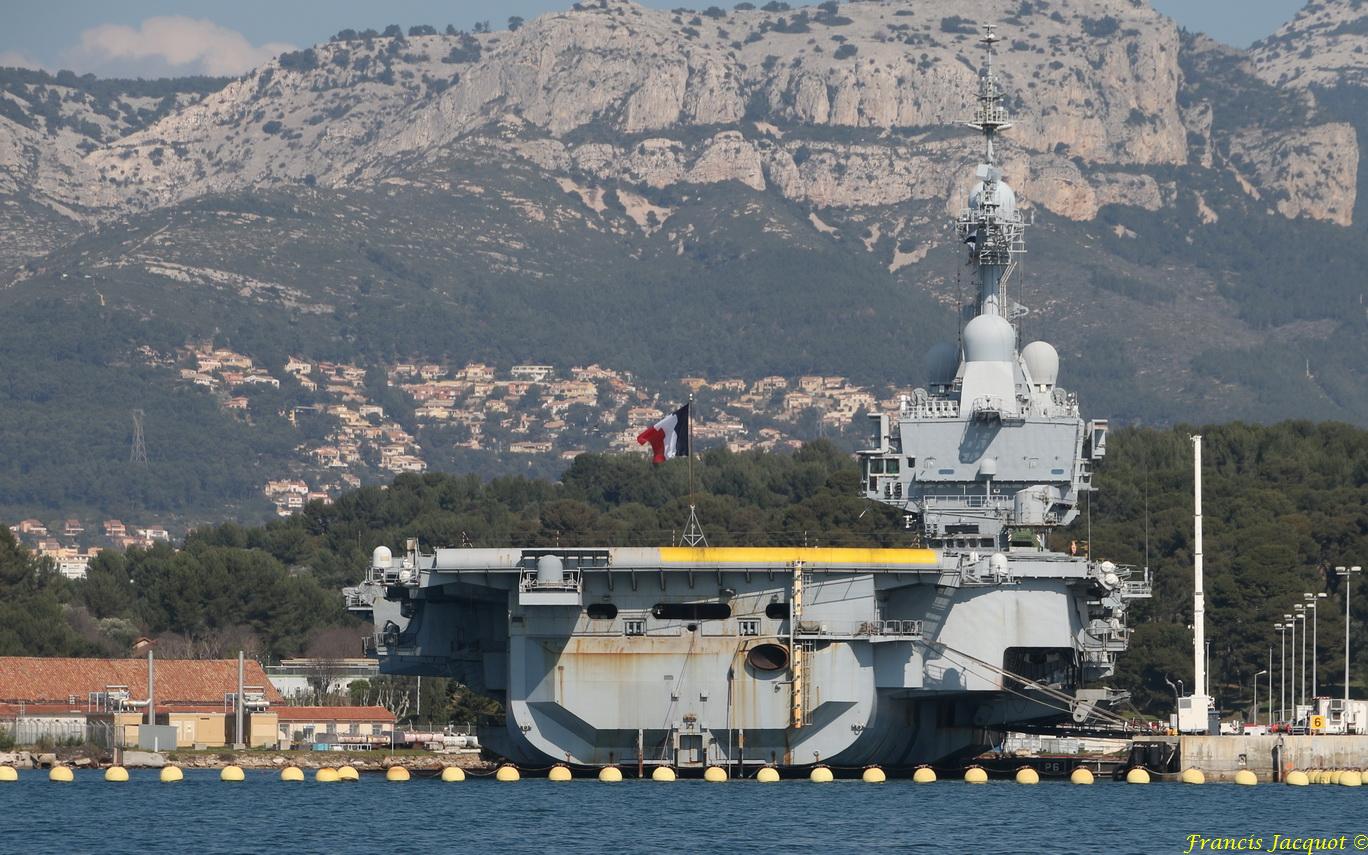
[2,769,1363,855]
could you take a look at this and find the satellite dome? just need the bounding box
[962,314,1016,362]
[925,341,960,387]
[1022,340,1059,387]
[969,179,1017,219]
[372,545,392,568]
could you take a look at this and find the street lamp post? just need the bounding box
[1295,605,1308,711]
[1275,623,1287,723]
[1268,647,1274,727]
[1254,669,1268,727]
[1339,566,1362,703]
[1286,614,1296,718]
[1304,592,1327,698]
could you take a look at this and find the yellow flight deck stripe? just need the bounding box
[656,546,939,566]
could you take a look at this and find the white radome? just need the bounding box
[963,314,1016,363]
[970,179,1017,220]
[372,545,392,568]
[1022,340,1060,387]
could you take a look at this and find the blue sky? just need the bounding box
[0,0,1308,78]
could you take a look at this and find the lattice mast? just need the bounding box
[956,23,1027,320]
[129,409,147,465]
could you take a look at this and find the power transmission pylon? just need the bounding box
[130,409,147,465]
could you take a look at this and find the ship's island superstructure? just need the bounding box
[346,26,1150,772]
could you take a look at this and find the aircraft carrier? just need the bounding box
[346,25,1151,773]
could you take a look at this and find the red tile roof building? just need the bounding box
[0,656,283,713]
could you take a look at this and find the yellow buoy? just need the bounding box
[495,765,520,782]
[280,766,305,782]
[49,766,74,783]
[1311,770,1326,785]
[598,766,623,783]
[809,766,834,783]
[1070,768,1095,785]
[220,765,244,782]
[1125,767,1150,785]
[704,766,728,783]
[755,767,780,783]
[1285,770,1309,787]
[862,766,886,783]
[315,767,340,783]
[964,766,988,784]
[386,766,410,782]
[1180,768,1205,785]
[0,766,17,782]
[338,766,359,782]
[1015,767,1040,785]
[1234,769,1258,786]
[159,766,183,783]
[440,766,466,782]
[1340,770,1362,787]
[548,765,572,782]
[652,766,677,782]
[1330,770,1344,785]
[913,766,937,784]
[104,766,129,782]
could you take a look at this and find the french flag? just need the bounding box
[636,403,690,464]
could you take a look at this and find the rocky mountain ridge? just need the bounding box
[1,0,1368,524]
[0,0,1359,243]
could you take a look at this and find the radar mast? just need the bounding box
[957,23,1026,320]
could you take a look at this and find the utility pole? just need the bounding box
[129,409,147,465]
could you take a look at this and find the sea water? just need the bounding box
[2,770,1364,855]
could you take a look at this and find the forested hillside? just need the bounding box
[3,422,1363,719]
[4,0,1368,525]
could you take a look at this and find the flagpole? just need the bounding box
[681,392,707,547]
[687,391,695,500]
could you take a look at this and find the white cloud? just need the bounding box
[72,16,294,76]
[0,50,45,71]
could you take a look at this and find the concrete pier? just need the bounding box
[1136,735,1368,782]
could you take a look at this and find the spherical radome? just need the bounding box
[925,341,959,386]
[969,179,1017,219]
[963,314,1016,363]
[1022,340,1059,387]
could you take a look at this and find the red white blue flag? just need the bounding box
[636,404,690,464]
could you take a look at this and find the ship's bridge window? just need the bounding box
[868,458,885,475]
[884,458,900,475]
[652,602,731,621]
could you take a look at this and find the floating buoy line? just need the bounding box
[5,762,1365,784]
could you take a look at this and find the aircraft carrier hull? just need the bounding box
[352,545,1139,770]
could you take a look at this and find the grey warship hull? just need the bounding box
[352,543,1143,770]
[346,23,1149,771]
